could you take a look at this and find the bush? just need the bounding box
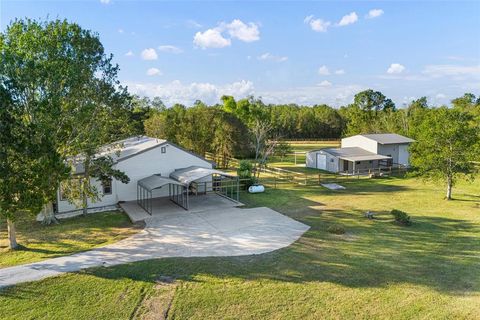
[274,141,293,161]
[237,160,255,189]
[391,209,412,226]
[327,224,346,234]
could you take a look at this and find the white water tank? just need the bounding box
[248,184,265,193]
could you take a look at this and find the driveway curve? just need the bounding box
[0,207,309,288]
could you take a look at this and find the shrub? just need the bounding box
[391,209,412,226]
[274,141,293,161]
[237,160,255,189]
[327,224,346,235]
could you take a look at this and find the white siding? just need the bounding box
[305,150,339,173]
[115,143,212,202]
[341,136,378,153]
[57,178,117,213]
[377,144,399,164]
[397,144,410,166]
[56,143,212,213]
[306,151,316,168]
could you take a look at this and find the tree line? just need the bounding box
[1,18,479,250]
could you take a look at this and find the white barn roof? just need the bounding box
[170,166,234,185]
[321,147,392,162]
[359,133,414,145]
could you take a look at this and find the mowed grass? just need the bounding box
[0,211,139,268]
[1,156,479,318]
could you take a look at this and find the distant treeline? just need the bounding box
[128,90,480,159]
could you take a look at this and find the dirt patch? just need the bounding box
[133,277,178,320]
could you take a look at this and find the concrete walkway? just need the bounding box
[0,207,309,288]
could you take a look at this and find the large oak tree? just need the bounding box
[0,19,132,248]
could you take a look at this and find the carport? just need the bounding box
[137,174,187,215]
[170,166,240,203]
[136,166,240,216]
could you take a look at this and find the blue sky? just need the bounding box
[1,0,479,107]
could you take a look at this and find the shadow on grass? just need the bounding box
[1,187,478,298]
[11,211,471,297]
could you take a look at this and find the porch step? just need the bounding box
[119,202,151,223]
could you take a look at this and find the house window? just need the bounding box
[330,159,334,163]
[102,179,112,195]
[161,146,166,153]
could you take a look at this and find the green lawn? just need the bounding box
[0,211,139,268]
[0,175,479,319]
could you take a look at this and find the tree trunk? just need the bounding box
[82,157,90,216]
[82,177,88,216]
[7,219,18,250]
[446,176,453,200]
[41,202,58,225]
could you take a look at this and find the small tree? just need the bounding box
[410,107,479,200]
[250,119,279,179]
[237,160,255,189]
[274,141,293,162]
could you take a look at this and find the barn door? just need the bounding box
[316,154,327,170]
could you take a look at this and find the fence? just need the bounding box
[254,164,408,188]
[205,152,239,169]
[206,151,408,190]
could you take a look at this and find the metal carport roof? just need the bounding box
[169,166,235,185]
[320,147,392,162]
[138,174,185,192]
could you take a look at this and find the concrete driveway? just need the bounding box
[0,207,309,288]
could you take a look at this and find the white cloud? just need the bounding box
[125,50,134,57]
[186,20,202,29]
[304,15,331,32]
[318,80,332,87]
[126,80,364,107]
[126,80,254,106]
[366,9,384,19]
[260,83,366,106]
[335,69,345,75]
[193,28,231,49]
[223,19,260,42]
[258,52,288,62]
[422,64,480,77]
[337,12,358,26]
[387,63,406,74]
[193,19,260,49]
[435,93,447,99]
[100,0,111,4]
[146,68,162,76]
[318,65,330,75]
[118,28,124,33]
[158,45,183,54]
[141,48,158,60]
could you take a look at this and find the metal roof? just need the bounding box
[138,174,184,191]
[359,133,414,145]
[320,147,392,162]
[169,166,234,185]
[98,136,167,162]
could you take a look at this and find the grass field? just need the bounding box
[1,142,479,319]
[0,211,139,268]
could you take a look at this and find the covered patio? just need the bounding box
[335,148,392,175]
[133,166,240,218]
